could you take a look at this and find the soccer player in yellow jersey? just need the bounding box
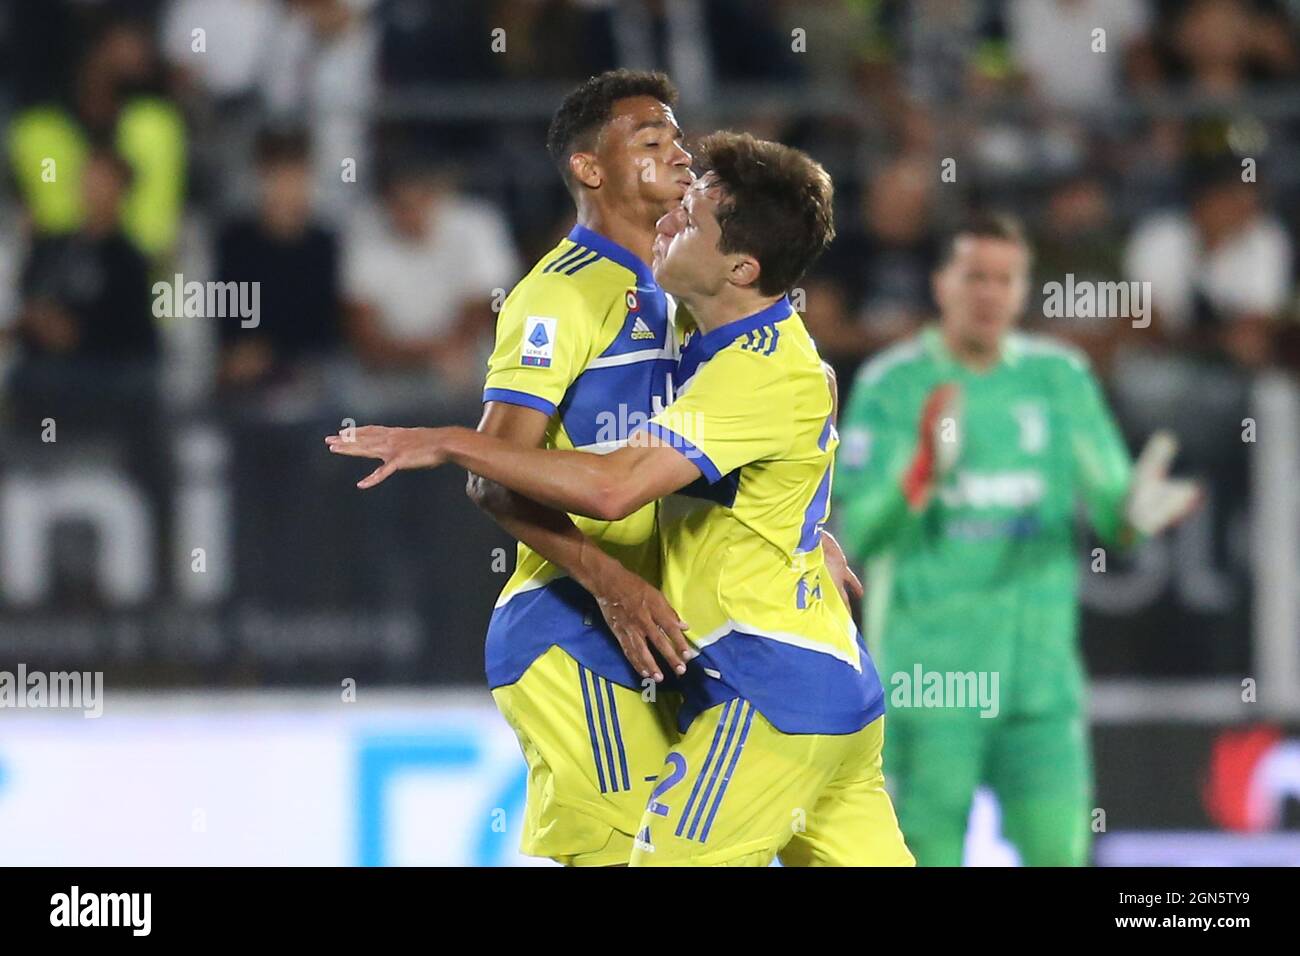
[450,70,696,867]
[329,133,913,866]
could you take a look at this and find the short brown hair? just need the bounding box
[938,212,1031,268]
[695,132,835,297]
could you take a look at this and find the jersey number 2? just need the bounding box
[647,753,688,817]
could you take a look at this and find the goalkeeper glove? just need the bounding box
[1124,430,1201,537]
[902,383,962,510]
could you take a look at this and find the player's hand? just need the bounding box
[902,382,962,510]
[590,560,692,683]
[1123,430,1202,538]
[820,529,864,608]
[325,425,449,489]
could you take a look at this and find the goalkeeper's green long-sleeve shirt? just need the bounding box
[832,327,1133,716]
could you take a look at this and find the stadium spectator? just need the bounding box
[161,0,280,103]
[216,128,343,389]
[1166,0,1299,95]
[1124,161,1293,368]
[260,0,379,222]
[7,148,157,419]
[891,0,1008,103]
[342,160,520,403]
[5,16,186,259]
[160,0,282,213]
[1005,0,1152,111]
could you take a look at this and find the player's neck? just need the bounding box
[682,288,782,336]
[575,205,655,271]
[940,324,1002,372]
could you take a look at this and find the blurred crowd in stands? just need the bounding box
[1,0,1298,428]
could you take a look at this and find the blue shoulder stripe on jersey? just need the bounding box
[540,226,657,281]
[637,422,722,484]
[677,296,793,384]
[739,324,782,356]
[764,326,780,355]
[561,248,601,275]
[568,224,655,288]
[543,243,588,273]
[482,387,557,418]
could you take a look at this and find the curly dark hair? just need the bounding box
[695,131,836,298]
[546,69,679,186]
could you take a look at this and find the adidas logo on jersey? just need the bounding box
[631,316,656,341]
[634,826,655,853]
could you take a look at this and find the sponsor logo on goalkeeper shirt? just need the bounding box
[937,470,1045,509]
[946,514,1043,540]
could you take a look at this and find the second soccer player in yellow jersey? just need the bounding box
[328,132,913,867]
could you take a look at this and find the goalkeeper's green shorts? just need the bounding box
[886,707,1093,866]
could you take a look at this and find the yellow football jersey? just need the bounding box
[642,296,886,735]
[482,225,680,690]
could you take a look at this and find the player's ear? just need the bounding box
[569,151,602,190]
[729,253,762,291]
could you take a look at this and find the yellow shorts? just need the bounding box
[629,702,914,867]
[492,645,681,866]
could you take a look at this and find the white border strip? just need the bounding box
[585,346,674,370]
[1251,374,1300,718]
[1090,679,1267,723]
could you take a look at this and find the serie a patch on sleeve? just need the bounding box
[521,316,557,367]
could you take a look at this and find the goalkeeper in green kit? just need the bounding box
[832,214,1200,866]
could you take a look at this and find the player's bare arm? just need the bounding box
[466,401,691,680]
[328,424,699,523]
